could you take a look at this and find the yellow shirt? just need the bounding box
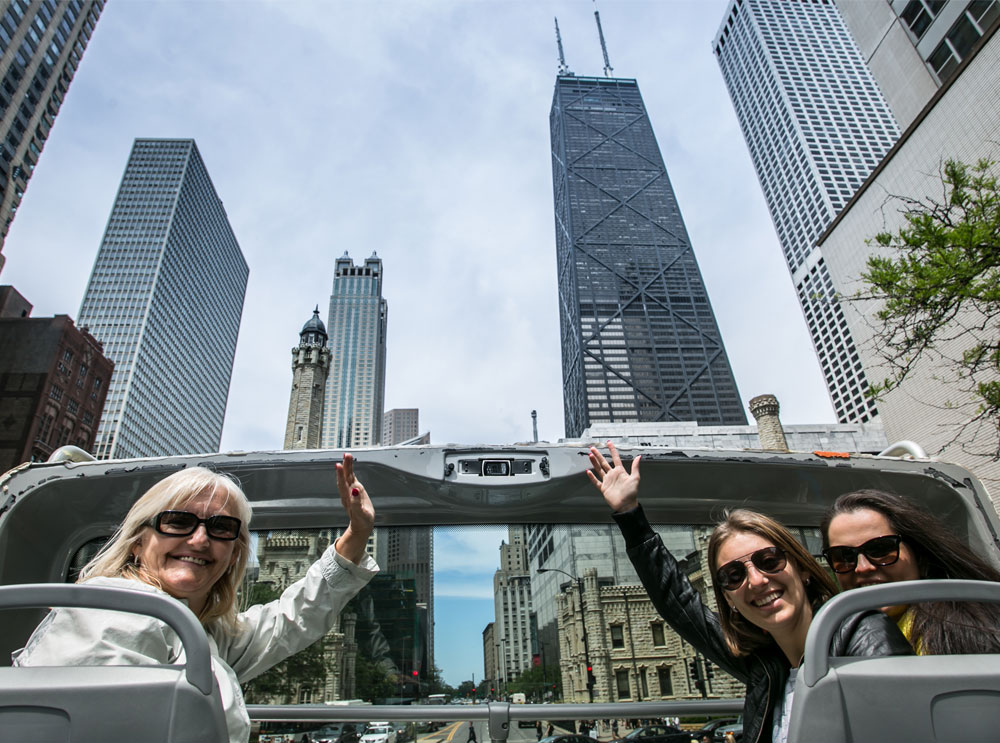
[897,606,926,655]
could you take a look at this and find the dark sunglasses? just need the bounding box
[150,510,242,541]
[715,546,787,591]
[822,535,902,574]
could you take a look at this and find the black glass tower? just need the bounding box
[550,75,746,437]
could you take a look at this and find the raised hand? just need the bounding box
[334,453,375,564]
[587,441,641,513]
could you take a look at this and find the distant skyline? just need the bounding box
[0,1,842,687]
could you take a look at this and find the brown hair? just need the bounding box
[708,509,838,656]
[821,489,1000,654]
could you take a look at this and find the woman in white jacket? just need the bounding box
[13,453,378,743]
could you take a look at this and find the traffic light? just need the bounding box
[412,670,419,677]
[586,665,595,688]
[704,663,714,681]
[694,679,705,694]
[688,659,699,681]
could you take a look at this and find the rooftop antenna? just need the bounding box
[554,17,571,75]
[593,0,614,77]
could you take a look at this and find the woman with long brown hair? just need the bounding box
[822,488,1000,655]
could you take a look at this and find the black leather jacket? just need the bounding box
[613,505,912,743]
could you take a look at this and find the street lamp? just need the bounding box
[537,567,593,702]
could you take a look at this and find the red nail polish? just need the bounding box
[351,487,360,496]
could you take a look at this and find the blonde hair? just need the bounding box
[707,509,837,657]
[79,466,253,635]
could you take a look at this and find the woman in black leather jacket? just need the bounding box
[588,443,911,743]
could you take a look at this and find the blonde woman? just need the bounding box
[14,453,377,743]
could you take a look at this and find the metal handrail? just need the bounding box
[247,699,745,743]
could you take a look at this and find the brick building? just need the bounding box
[0,287,112,471]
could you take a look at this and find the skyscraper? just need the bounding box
[713,0,901,423]
[550,73,746,437]
[78,139,248,459]
[320,252,387,448]
[0,0,104,271]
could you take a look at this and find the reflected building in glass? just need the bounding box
[78,139,248,459]
[550,74,746,438]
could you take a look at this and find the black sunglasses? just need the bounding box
[822,535,902,574]
[715,546,787,591]
[150,510,242,541]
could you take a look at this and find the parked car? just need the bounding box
[539,735,593,743]
[361,723,397,743]
[612,724,689,743]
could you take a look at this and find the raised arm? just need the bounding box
[335,452,376,564]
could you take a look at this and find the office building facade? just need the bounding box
[836,0,999,129]
[713,0,901,424]
[78,139,248,459]
[550,75,746,438]
[382,407,419,446]
[819,12,1000,498]
[320,252,387,448]
[492,527,534,686]
[0,0,104,270]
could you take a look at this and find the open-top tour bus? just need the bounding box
[1,443,999,742]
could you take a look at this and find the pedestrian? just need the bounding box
[467,722,477,743]
[611,720,619,738]
[535,721,542,741]
[546,723,554,737]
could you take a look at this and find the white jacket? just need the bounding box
[12,546,378,743]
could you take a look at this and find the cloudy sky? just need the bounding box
[1,0,839,686]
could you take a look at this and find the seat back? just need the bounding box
[0,583,228,743]
[788,580,1000,742]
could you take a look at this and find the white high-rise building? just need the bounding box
[79,139,248,459]
[320,252,387,448]
[713,0,901,423]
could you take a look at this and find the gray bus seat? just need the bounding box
[788,580,1000,742]
[0,583,227,743]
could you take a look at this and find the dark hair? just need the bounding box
[821,489,1000,654]
[708,509,838,657]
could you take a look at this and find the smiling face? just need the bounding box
[131,487,238,615]
[825,508,922,616]
[715,531,812,647]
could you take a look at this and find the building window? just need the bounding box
[657,666,673,696]
[609,624,625,649]
[928,2,997,82]
[651,622,665,647]
[49,384,63,401]
[899,0,944,40]
[615,669,630,699]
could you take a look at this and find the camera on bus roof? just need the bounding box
[481,459,511,477]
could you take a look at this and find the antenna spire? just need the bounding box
[593,1,614,77]
[554,17,571,75]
